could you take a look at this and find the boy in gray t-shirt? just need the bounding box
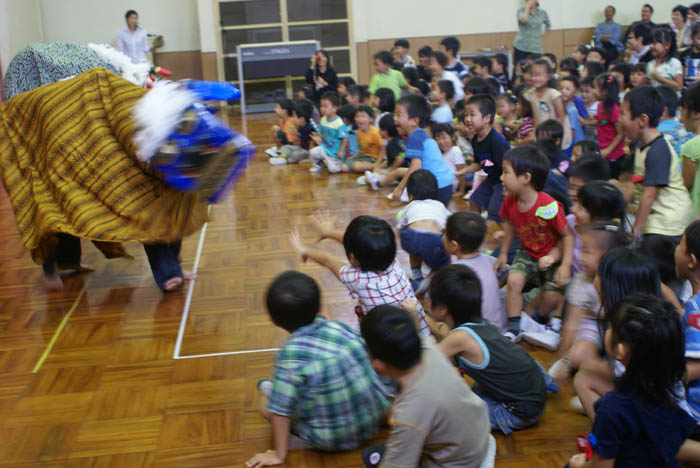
[360,305,495,468]
[444,212,507,331]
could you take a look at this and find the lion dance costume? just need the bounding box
[0,43,254,290]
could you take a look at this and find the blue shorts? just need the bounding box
[473,363,555,435]
[469,179,504,221]
[400,228,450,271]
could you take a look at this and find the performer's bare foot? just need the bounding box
[182,270,197,281]
[43,272,64,290]
[57,263,94,273]
[163,277,184,292]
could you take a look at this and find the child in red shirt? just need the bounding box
[495,145,575,342]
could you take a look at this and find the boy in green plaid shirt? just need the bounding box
[246,271,391,468]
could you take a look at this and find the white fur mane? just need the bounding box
[132,81,199,162]
[87,43,151,86]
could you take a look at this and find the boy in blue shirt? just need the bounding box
[656,85,693,157]
[673,220,700,419]
[309,91,348,173]
[392,94,454,206]
[339,104,359,159]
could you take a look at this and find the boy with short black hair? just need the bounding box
[359,305,494,468]
[266,98,297,157]
[364,114,408,190]
[348,84,369,106]
[392,94,455,206]
[398,170,452,292]
[567,153,611,202]
[369,50,408,101]
[428,264,555,434]
[496,145,575,341]
[269,100,320,165]
[630,63,650,87]
[444,212,507,330]
[431,79,455,124]
[439,36,469,80]
[621,85,693,240]
[463,94,511,220]
[473,56,493,78]
[393,38,415,68]
[657,85,693,156]
[290,212,431,335]
[309,91,347,174]
[245,271,391,467]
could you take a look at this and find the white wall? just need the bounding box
[40,0,201,52]
[197,0,217,53]
[353,0,679,42]
[0,0,44,73]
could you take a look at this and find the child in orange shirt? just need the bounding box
[266,99,297,157]
[343,104,383,173]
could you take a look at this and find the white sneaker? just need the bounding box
[548,355,572,381]
[265,146,279,157]
[309,163,323,173]
[365,171,381,190]
[503,329,523,343]
[269,157,287,165]
[523,325,560,351]
[257,379,274,397]
[570,396,585,414]
[520,312,546,334]
[357,175,367,185]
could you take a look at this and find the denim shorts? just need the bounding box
[400,228,450,271]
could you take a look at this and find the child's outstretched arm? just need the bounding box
[308,210,345,243]
[392,157,422,200]
[246,414,291,467]
[289,230,346,280]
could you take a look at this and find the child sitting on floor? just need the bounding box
[265,98,297,158]
[567,294,697,468]
[392,94,455,206]
[443,212,507,331]
[425,264,557,435]
[343,105,383,173]
[364,114,408,190]
[309,92,348,174]
[289,211,431,336]
[359,305,495,468]
[397,170,452,292]
[431,80,455,124]
[269,100,319,165]
[246,271,391,467]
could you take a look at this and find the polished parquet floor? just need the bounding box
[0,111,591,467]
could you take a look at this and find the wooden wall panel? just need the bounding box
[200,52,218,82]
[154,51,203,81]
[357,42,370,84]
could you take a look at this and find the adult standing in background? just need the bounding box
[623,4,655,45]
[305,50,338,106]
[671,5,692,50]
[117,10,150,64]
[513,0,551,64]
[594,6,624,61]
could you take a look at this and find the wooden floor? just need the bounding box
[0,111,591,467]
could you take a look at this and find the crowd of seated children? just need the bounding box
[252,26,700,467]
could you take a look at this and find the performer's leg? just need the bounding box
[42,251,63,290]
[144,242,184,291]
[53,234,93,271]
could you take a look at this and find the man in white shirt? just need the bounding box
[430,51,465,103]
[117,10,150,63]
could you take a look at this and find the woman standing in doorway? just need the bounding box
[513,0,551,64]
[117,9,150,64]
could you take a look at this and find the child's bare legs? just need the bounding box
[506,272,527,320]
[348,161,375,173]
[378,167,408,187]
[569,340,601,371]
[573,369,614,421]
